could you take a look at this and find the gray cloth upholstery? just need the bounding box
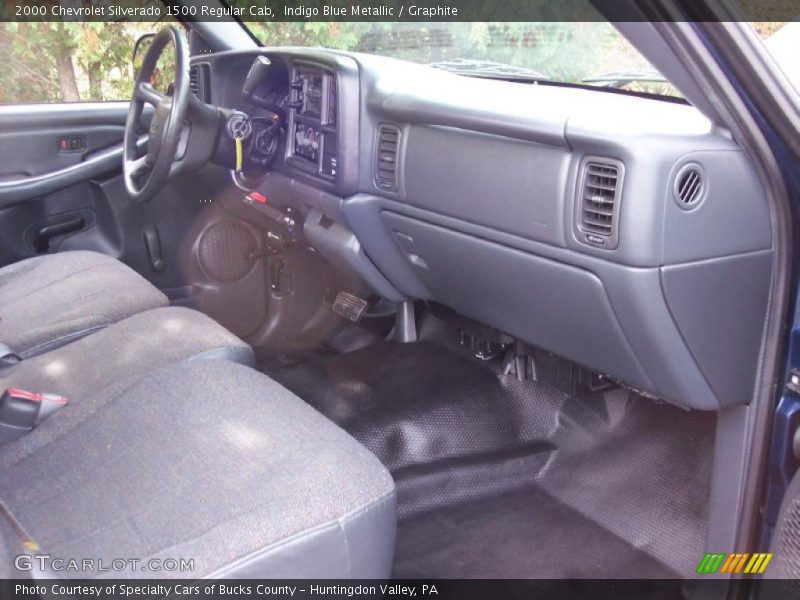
[0,251,167,355]
[0,507,26,580]
[0,360,396,579]
[0,306,254,402]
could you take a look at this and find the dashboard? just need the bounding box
[191,47,773,412]
[287,66,338,179]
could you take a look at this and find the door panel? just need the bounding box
[0,103,211,290]
[0,102,139,208]
[0,103,129,268]
[0,104,128,177]
[0,125,123,180]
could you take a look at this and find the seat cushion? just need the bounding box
[0,306,254,402]
[0,251,167,356]
[0,360,396,579]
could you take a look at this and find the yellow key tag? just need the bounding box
[235,136,243,173]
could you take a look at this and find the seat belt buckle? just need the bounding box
[0,388,68,446]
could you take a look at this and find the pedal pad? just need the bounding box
[332,291,368,322]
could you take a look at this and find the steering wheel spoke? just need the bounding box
[136,82,167,107]
[128,155,151,178]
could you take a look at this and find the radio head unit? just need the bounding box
[297,71,323,119]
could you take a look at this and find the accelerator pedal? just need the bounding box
[332,291,369,323]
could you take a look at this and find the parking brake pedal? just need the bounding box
[332,291,368,322]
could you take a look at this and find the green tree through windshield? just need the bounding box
[0,20,788,104]
[0,20,173,103]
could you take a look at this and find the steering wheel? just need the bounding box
[123,26,190,203]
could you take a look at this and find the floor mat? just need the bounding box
[393,486,678,579]
[269,340,715,578]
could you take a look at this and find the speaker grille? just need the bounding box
[198,220,259,282]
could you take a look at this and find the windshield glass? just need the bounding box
[246,22,683,98]
[756,22,800,96]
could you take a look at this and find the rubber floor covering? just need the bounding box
[269,340,715,579]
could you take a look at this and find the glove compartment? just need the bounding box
[381,211,654,394]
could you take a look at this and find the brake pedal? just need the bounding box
[332,291,368,322]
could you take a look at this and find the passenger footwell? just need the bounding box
[267,340,714,579]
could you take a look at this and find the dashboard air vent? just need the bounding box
[576,158,623,249]
[674,164,705,208]
[189,65,209,102]
[375,125,400,191]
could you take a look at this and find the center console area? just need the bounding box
[287,65,339,181]
[197,49,398,305]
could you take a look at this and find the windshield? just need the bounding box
[246,22,683,98]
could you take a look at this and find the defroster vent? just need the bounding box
[674,164,705,208]
[576,158,624,249]
[375,125,400,191]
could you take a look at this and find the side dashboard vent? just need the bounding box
[189,64,210,102]
[577,158,623,249]
[674,164,705,208]
[375,125,401,191]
